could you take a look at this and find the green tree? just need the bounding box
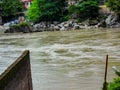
[77,0,99,19]
[68,0,99,21]
[2,0,24,17]
[106,0,120,15]
[27,0,67,22]
[27,0,42,22]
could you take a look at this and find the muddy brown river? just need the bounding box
[0,28,120,90]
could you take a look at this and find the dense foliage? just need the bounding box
[0,0,25,23]
[68,0,99,21]
[108,77,120,90]
[27,0,40,22]
[27,0,67,22]
[106,0,120,16]
[2,0,24,17]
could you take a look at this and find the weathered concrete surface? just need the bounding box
[0,50,33,90]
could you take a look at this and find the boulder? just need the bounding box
[64,23,69,28]
[105,14,119,26]
[110,22,120,28]
[4,25,32,33]
[89,20,98,25]
[97,20,106,28]
[60,26,66,31]
[53,21,58,25]
[73,24,80,30]
[54,26,60,31]
[82,19,90,26]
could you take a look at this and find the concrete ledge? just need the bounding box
[0,50,33,90]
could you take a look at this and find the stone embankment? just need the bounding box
[1,14,120,33]
[31,13,120,32]
[32,19,99,32]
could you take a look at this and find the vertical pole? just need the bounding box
[103,54,108,90]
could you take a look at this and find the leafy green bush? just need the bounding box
[27,0,67,22]
[106,0,120,16]
[27,0,40,22]
[68,5,77,14]
[8,22,31,33]
[19,22,30,27]
[77,0,99,19]
[68,0,99,21]
[2,0,25,17]
[108,77,120,90]
[59,15,70,22]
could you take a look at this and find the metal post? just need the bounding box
[103,54,108,90]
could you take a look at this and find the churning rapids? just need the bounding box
[0,28,120,90]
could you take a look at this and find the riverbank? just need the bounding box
[1,13,120,33]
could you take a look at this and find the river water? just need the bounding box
[0,28,120,90]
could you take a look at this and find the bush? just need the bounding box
[77,0,99,19]
[68,0,100,21]
[19,22,30,27]
[10,22,29,28]
[106,0,120,16]
[2,0,25,17]
[108,77,120,90]
[59,15,70,22]
[27,0,67,22]
[8,22,31,33]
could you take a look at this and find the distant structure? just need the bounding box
[67,0,105,5]
[21,0,33,9]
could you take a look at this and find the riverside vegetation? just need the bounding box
[1,0,120,33]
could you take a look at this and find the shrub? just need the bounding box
[106,0,120,16]
[68,0,100,21]
[108,77,120,90]
[2,0,25,17]
[27,0,67,23]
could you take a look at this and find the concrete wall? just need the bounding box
[0,50,33,90]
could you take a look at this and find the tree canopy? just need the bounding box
[68,0,100,21]
[27,0,67,22]
[2,0,25,17]
[106,0,120,15]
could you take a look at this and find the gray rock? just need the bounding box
[51,24,55,27]
[110,23,120,28]
[105,14,119,26]
[89,20,98,25]
[79,25,85,29]
[60,27,66,31]
[53,21,58,25]
[97,20,106,27]
[54,26,60,31]
[64,23,69,28]
[82,19,90,26]
[73,24,80,30]
[33,23,45,32]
